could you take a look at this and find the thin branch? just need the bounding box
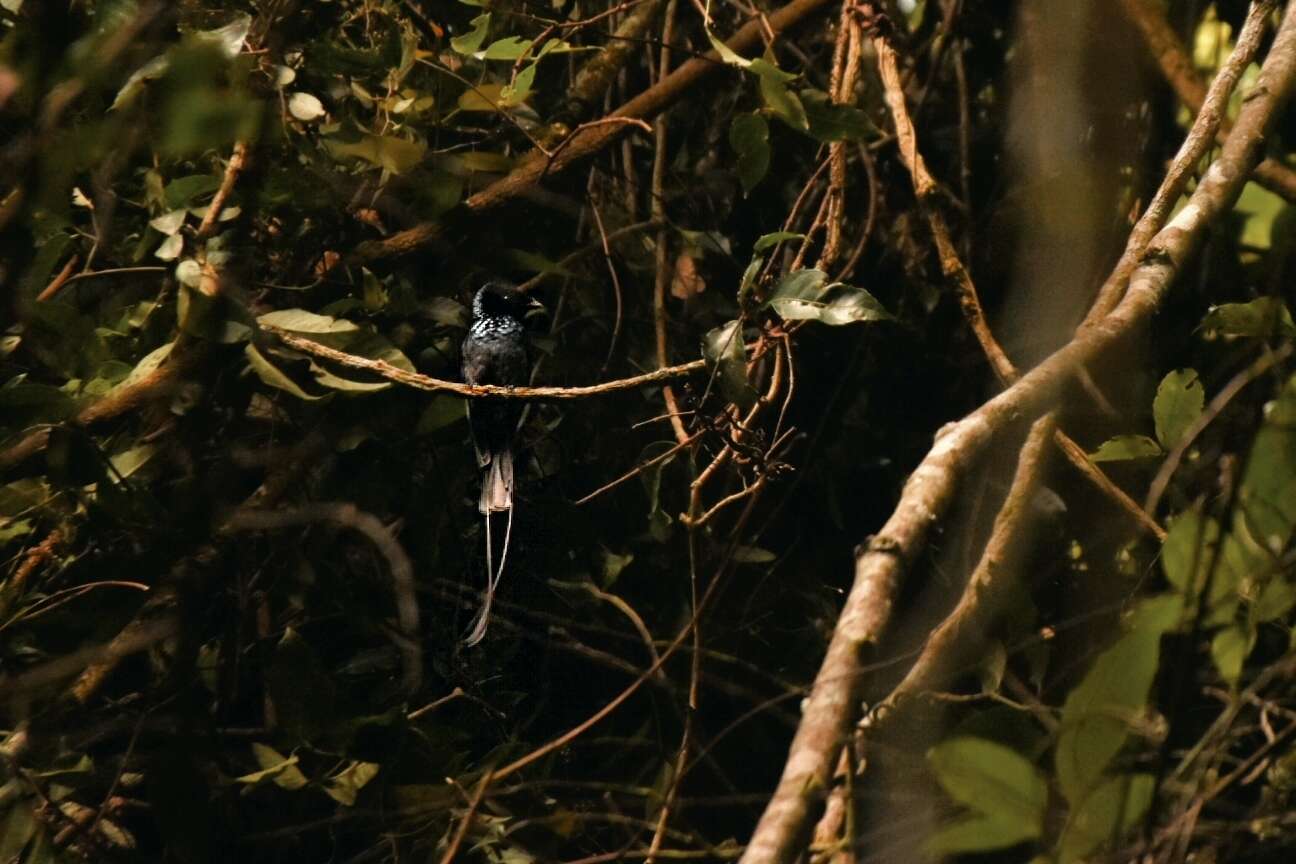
[264,325,710,399]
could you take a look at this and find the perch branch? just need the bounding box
[263,325,710,398]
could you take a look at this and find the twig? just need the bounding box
[588,199,625,374]
[195,140,249,241]
[650,0,691,448]
[573,433,699,505]
[439,768,493,864]
[35,254,79,302]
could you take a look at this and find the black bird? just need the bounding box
[460,281,543,644]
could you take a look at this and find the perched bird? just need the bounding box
[460,281,544,644]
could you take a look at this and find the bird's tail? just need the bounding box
[465,486,514,646]
[478,447,513,514]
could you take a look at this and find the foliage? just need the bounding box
[1,1,1295,863]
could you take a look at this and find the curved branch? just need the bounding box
[264,326,709,398]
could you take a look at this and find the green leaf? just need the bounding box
[237,744,309,790]
[258,309,360,335]
[1162,509,1220,598]
[323,761,380,806]
[927,737,1046,853]
[1089,435,1163,462]
[752,59,809,132]
[1237,372,1296,546]
[601,548,634,588]
[245,344,327,401]
[732,545,777,564]
[728,113,770,196]
[1211,624,1254,683]
[482,36,533,61]
[1153,369,1204,451]
[1199,297,1296,340]
[164,175,223,209]
[702,320,757,412]
[765,270,890,325]
[326,134,427,174]
[1254,578,1296,622]
[753,232,805,252]
[705,26,751,68]
[456,83,528,112]
[930,814,1038,856]
[800,89,876,142]
[450,13,491,54]
[1056,603,1168,804]
[0,800,37,862]
[1059,773,1155,864]
[1233,181,1286,251]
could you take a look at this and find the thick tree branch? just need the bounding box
[739,4,1296,860]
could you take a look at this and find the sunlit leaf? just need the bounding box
[324,761,380,806]
[752,59,808,132]
[1199,297,1296,340]
[927,737,1046,853]
[1153,369,1204,451]
[326,134,427,174]
[450,13,491,54]
[288,92,326,121]
[1089,435,1163,462]
[258,309,360,335]
[236,744,309,790]
[1055,599,1169,804]
[245,344,327,401]
[1211,624,1254,683]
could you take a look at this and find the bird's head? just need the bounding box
[473,281,546,322]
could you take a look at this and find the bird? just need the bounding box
[460,280,544,644]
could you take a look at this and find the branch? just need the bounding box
[739,4,1296,860]
[870,415,1055,719]
[264,326,709,398]
[349,0,838,265]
